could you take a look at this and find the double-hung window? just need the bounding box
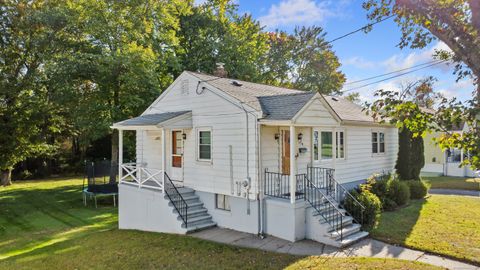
[372,131,385,154]
[197,128,212,161]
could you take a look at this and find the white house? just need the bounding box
[422,122,478,177]
[111,71,398,247]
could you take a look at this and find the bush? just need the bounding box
[344,189,382,228]
[388,180,410,206]
[405,180,428,199]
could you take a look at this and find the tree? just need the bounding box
[0,0,75,185]
[344,92,361,104]
[263,26,346,94]
[175,0,268,81]
[61,0,190,166]
[363,0,480,170]
[366,80,436,180]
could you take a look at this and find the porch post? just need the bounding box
[161,128,166,192]
[290,125,296,204]
[118,129,123,181]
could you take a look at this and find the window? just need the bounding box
[336,131,345,159]
[215,194,230,211]
[372,132,385,154]
[313,130,345,160]
[321,131,333,159]
[313,131,319,160]
[198,128,212,161]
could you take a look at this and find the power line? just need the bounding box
[341,60,447,93]
[327,15,395,44]
[344,59,446,86]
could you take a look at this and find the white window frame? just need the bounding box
[371,130,385,155]
[313,128,346,161]
[215,194,231,211]
[336,130,346,159]
[196,127,212,162]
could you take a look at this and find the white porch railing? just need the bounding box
[120,162,164,192]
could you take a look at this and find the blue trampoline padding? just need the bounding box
[84,184,118,194]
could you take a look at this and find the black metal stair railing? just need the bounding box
[308,166,365,226]
[264,169,306,200]
[304,175,345,241]
[164,172,188,227]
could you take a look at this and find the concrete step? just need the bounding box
[184,217,214,229]
[179,214,212,224]
[329,223,362,240]
[321,215,353,227]
[171,207,208,219]
[168,194,199,204]
[185,221,217,233]
[313,208,346,218]
[338,231,369,248]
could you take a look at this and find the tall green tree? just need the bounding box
[175,0,268,81]
[363,0,480,170]
[0,0,75,185]
[263,27,346,94]
[60,0,190,166]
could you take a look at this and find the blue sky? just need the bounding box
[202,0,476,102]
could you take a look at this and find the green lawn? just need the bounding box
[422,176,480,191]
[0,179,441,269]
[371,195,480,265]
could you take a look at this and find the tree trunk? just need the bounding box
[1,169,12,186]
[111,129,119,165]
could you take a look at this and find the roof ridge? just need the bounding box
[257,91,316,99]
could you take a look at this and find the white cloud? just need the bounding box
[259,0,333,29]
[382,41,452,72]
[343,56,376,69]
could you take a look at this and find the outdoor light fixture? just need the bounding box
[182,133,187,140]
[274,133,280,141]
[297,133,303,141]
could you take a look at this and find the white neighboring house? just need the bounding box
[111,71,398,247]
[422,122,478,177]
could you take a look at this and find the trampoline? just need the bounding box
[82,160,118,208]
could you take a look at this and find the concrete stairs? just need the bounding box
[167,187,216,233]
[311,198,368,248]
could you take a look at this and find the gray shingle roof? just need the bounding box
[258,92,315,120]
[114,111,191,126]
[187,71,376,123]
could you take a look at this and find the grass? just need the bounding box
[371,195,480,265]
[0,179,443,269]
[422,176,480,191]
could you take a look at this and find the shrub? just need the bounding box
[344,189,382,228]
[382,198,398,211]
[405,180,428,199]
[388,180,410,206]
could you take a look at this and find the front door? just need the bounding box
[282,130,290,175]
[170,130,183,181]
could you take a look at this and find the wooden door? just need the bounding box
[282,130,290,175]
[172,131,182,168]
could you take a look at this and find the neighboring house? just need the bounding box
[111,71,397,247]
[422,122,477,177]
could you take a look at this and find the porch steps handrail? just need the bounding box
[308,166,365,225]
[304,176,345,240]
[163,172,188,226]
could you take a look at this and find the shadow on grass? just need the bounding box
[0,181,117,261]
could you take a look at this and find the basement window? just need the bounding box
[215,194,231,211]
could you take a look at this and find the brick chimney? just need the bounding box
[213,62,227,78]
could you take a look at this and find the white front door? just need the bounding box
[170,130,184,181]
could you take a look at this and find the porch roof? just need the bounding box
[112,111,192,130]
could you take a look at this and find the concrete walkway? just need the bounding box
[429,188,480,197]
[191,227,479,270]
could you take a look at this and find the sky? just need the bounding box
[198,0,476,103]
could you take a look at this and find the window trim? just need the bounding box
[336,130,346,160]
[215,194,231,211]
[313,128,346,161]
[371,130,386,156]
[196,127,212,162]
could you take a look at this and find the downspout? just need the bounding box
[240,103,252,216]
